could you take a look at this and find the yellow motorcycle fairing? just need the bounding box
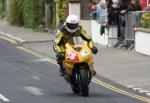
[63,41,94,75]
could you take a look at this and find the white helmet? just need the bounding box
[66,15,79,33]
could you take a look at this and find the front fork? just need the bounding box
[72,67,92,84]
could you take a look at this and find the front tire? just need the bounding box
[79,69,89,96]
[71,84,80,94]
[71,74,80,94]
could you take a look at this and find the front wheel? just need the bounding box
[71,84,80,94]
[79,69,89,96]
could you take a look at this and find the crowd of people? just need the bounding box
[88,0,146,40]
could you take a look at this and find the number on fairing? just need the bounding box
[81,50,89,57]
[67,52,76,60]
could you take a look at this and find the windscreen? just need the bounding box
[73,36,83,45]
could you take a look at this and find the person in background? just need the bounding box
[107,0,114,25]
[96,0,108,35]
[127,0,142,11]
[139,0,148,10]
[88,0,106,35]
[118,0,129,40]
[88,0,98,19]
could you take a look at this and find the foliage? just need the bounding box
[56,0,68,23]
[8,0,23,26]
[8,0,42,29]
[0,0,2,16]
[22,0,40,28]
[140,12,150,29]
[6,0,57,31]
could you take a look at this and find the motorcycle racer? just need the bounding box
[53,15,98,76]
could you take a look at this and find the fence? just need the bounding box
[124,12,137,41]
[125,11,150,40]
[91,10,150,48]
[121,11,150,50]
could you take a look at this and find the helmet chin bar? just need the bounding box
[66,27,79,33]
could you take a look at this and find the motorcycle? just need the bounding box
[62,36,94,96]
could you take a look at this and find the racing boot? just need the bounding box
[59,65,65,76]
[93,70,96,76]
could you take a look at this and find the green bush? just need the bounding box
[140,12,150,29]
[56,0,67,23]
[22,0,39,28]
[0,0,2,16]
[8,0,23,26]
[0,0,4,17]
[8,0,40,28]
[7,0,57,31]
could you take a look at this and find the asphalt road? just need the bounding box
[0,40,147,103]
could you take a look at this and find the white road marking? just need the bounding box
[32,76,40,80]
[34,59,49,62]
[24,86,43,96]
[132,88,142,91]
[146,93,150,96]
[126,85,135,89]
[139,90,150,93]
[0,93,10,102]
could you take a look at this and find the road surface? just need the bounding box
[0,40,148,103]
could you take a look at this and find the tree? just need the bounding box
[44,0,56,29]
[7,0,57,31]
[0,0,6,17]
[8,0,23,26]
[56,0,68,23]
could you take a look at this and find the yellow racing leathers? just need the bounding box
[53,25,95,54]
[53,25,98,76]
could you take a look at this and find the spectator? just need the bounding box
[107,0,113,12]
[118,0,129,40]
[127,0,142,12]
[118,0,129,26]
[107,0,120,25]
[96,0,108,35]
[107,0,114,25]
[139,0,148,10]
[126,0,142,28]
[88,0,97,19]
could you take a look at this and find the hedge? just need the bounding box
[6,0,67,30]
[8,0,41,29]
[56,0,67,23]
[0,0,2,15]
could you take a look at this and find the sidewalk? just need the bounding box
[0,20,55,43]
[1,20,150,96]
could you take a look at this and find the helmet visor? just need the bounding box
[66,23,78,30]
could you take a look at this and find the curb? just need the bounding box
[0,31,25,43]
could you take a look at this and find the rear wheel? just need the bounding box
[79,69,89,96]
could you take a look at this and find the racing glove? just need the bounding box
[56,52,65,60]
[91,46,98,54]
